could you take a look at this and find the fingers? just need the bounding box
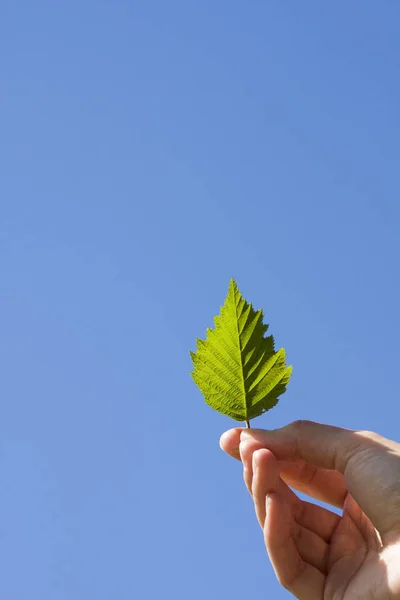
[293,499,339,543]
[279,459,347,508]
[239,435,254,492]
[220,427,244,457]
[242,440,340,541]
[248,448,330,597]
[229,431,341,598]
[265,492,325,600]
[251,448,279,526]
[341,493,381,551]
[253,449,330,572]
[222,426,347,508]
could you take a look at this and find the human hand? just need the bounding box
[220,421,400,599]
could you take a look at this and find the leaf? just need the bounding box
[190,278,292,425]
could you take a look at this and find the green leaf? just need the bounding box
[190,279,292,425]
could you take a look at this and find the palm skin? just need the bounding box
[220,421,400,599]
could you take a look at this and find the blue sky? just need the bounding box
[1,2,400,598]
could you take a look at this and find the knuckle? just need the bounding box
[293,501,307,524]
[292,524,304,545]
[290,419,314,432]
[358,429,378,441]
[299,460,318,485]
[285,420,314,458]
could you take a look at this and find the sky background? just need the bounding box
[1,2,400,599]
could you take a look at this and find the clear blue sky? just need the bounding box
[1,2,400,599]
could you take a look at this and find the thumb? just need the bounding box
[240,420,366,473]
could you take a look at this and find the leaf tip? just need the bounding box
[229,277,239,292]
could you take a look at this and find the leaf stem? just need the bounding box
[245,420,250,429]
